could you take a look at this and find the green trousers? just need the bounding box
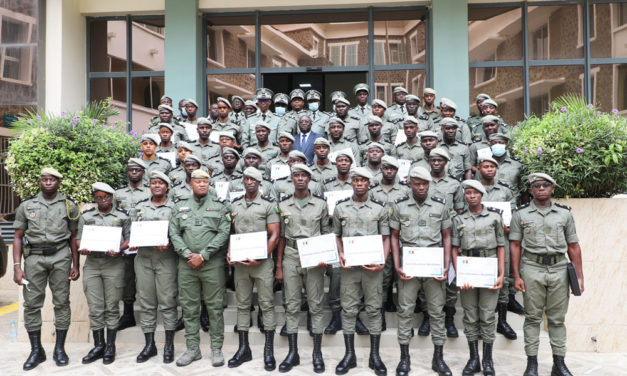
[22,247,72,332]
[282,252,325,334]
[445,278,458,308]
[82,255,125,330]
[460,287,499,342]
[325,265,341,312]
[382,253,395,302]
[498,240,512,304]
[121,254,136,304]
[340,267,383,335]
[521,259,570,356]
[397,277,446,345]
[234,258,276,331]
[135,248,178,332]
[178,254,225,350]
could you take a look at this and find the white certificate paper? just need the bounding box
[402,247,443,278]
[230,231,268,262]
[80,225,122,253]
[342,235,385,267]
[129,221,169,248]
[483,201,512,226]
[183,122,199,141]
[456,256,498,288]
[394,131,407,146]
[229,190,245,202]
[214,181,229,201]
[397,159,412,182]
[157,152,177,168]
[270,164,291,180]
[329,148,354,163]
[297,234,339,268]
[324,190,353,215]
[477,147,493,161]
[209,131,220,144]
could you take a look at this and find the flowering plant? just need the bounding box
[4,99,140,204]
[510,95,627,198]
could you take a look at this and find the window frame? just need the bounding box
[0,8,37,86]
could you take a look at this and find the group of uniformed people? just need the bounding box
[12,84,584,376]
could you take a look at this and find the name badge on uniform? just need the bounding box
[194,218,202,226]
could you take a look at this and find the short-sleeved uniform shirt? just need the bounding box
[332,197,390,238]
[231,192,279,234]
[77,207,131,244]
[389,195,450,248]
[451,206,505,250]
[13,192,79,245]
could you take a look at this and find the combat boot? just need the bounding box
[418,311,430,336]
[523,355,538,376]
[102,328,116,364]
[52,329,69,366]
[263,330,276,371]
[443,306,458,338]
[117,302,136,331]
[482,342,494,376]
[136,332,157,363]
[396,344,410,376]
[431,345,452,376]
[335,334,357,375]
[508,293,525,314]
[551,355,573,376]
[278,333,300,372]
[312,333,325,373]
[462,341,480,375]
[325,310,342,334]
[368,334,387,376]
[356,315,370,335]
[23,330,46,370]
[496,303,517,340]
[228,331,252,367]
[257,306,265,332]
[163,330,175,363]
[82,329,105,364]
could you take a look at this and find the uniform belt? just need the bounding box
[286,238,298,249]
[462,249,497,257]
[523,251,565,266]
[25,242,67,256]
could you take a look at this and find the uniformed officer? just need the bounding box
[273,93,290,116]
[265,132,294,179]
[428,147,465,215]
[77,182,131,365]
[168,142,195,186]
[433,98,472,145]
[392,116,426,162]
[510,173,584,376]
[348,83,372,122]
[183,99,200,124]
[405,95,430,126]
[230,148,274,198]
[213,97,245,150]
[310,137,336,182]
[469,115,501,170]
[466,93,491,132]
[358,101,399,145]
[251,121,280,172]
[387,86,409,120]
[410,130,440,171]
[277,89,307,136]
[439,117,473,181]
[227,167,280,371]
[229,95,246,124]
[211,147,242,188]
[480,133,523,202]
[170,169,231,367]
[275,163,330,373]
[470,99,509,142]
[191,117,222,173]
[273,150,324,200]
[451,180,505,376]
[171,155,203,201]
[12,167,80,370]
[156,123,178,153]
[333,167,389,376]
[139,134,172,184]
[322,151,354,192]
[326,117,363,166]
[245,88,281,147]
[243,100,259,118]
[147,104,188,141]
[420,88,441,120]
[130,171,178,364]
[389,166,453,376]
[328,97,362,143]
[305,89,331,135]
[363,142,386,183]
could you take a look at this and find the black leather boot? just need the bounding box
[381,308,387,331]
[278,333,300,372]
[103,328,116,365]
[356,315,370,335]
[53,329,69,366]
[462,341,480,375]
[117,302,136,331]
[257,306,265,333]
[368,334,387,376]
[508,293,525,314]
[264,330,276,371]
[418,311,430,336]
[551,355,573,376]
[496,303,517,340]
[82,329,105,364]
[443,306,458,338]
[136,332,157,363]
[228,331,252,367]
[23,330,46,370]
[175,315,184,331]
[200,301,210,332]
[482,342,494,376]
[335,334,356,375]
[523,355,538,376]
[312,333,325,373]
[163,330,175,364]
[431,345,452,376]
[280,323,287,337]
[325,310,342,335]
[396,344,410,376]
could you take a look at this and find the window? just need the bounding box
[248,50,255,68]
[207,28,224,65]
[410,32,419,59]
[619,3,627,27]
[374,41,385,65]
[0,12,36,85]
[312,36,319,57]
[531,25,549,60]
[345,44,357,66]
[388,42,406,64]
[411,74,423,95]
[328,42,359,66]
[329,44,342,66]
[375,84,387,102]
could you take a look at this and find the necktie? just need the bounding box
[361,107,364,114]
[313,112,316,120]
[401,104,405,114]
[262,114,266,121]
[301,134,306,145]
[235,113,238,121]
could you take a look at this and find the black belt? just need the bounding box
[523,251,565,266]
[25,242,67,256]
[462,249,497,257]
[286,238,298,248]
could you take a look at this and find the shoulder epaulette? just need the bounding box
[336,197,351,205]
[397,141,407,147]
[275,176,289,182]
[323,111,334,117]
[357,140,368,146]
[323,176,337,184]
[399,181,408,186]
[308,162,315,167]
[515,202,530,211]
[449,174,462,182]
[261,194,275,202]
[312,192,325,200]
[82,207,96,214]
[116,207,129,215]
[173,197,182,203]
[487,206,504,215]
[370,197,385,206]
[263,177,273,183]
[555,203,571,211]
[25,195,36,201]
[157,156,169,162]
[135,197,150,205]
[498,180,512,189]
[389,117,403,124]
[115,185,127,191]
[419,114,430,120]
[395,196,410,204]
[172,181,183,188]
[279,193,293,202]
[231,195,244,203]
[368,182,380,190]
[350,115,360,121]
[431,196,446,205]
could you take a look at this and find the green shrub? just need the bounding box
[4,99,141,204]
[510,95,627,198]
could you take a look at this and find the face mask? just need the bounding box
[308,102,319,112]
[491,144,507,157]
[180,108,187,117]
[275,106,286,116]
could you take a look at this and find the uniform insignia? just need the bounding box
[370,197,385,206]
[486,206,504,215]
[515,203,530,211]
[497,180,512,189]
[179,206,191,212]
[225,213,233,222]
[336,197,351,205]
[261,195,275,202]
[312,192,325,200]
[555,203,572,211]
[368,182,380,190]
[232,195,244,203]
[395,196,409,204]
[396,141,407,147]
[323,176,337,184]
[431,196,446,204]
[279,193,293,202]
[116,207,129,215]
[136,197,150,204]
[419,114,429,120]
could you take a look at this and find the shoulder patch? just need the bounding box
[116,207,129,215]
[431,196,446,205]
[395,196,410,204]
[498,180,512,189]
[336,197,351,205]
[135,197,150,205]
[81,207,96,214]
[368,182,380,191]
[279,193,293,202]
[515,202,530,211]
[397,141,407,147]
[312,192,325,200]
[231,195,244,203]
[261,195,275,202]
[555,203,571,211]
[323,176,337,184]
[486,206,504,215]
[370,197,385,207]
[419,114,429,120]
[350,115,360,120]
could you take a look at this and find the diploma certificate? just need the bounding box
[342,235,385,267]
[270,164,291,180]
[324,190,353,215]
[80,225,122,253]
[402,247,443,278]
[456,256,498,288]
[230,231,268,262]
[129,221,169,248]
[297,234,339,268]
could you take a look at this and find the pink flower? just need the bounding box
[587,104,594,109]
[576,148,583,154]
[597,111,602,115]
[524,147,529,152]
[560,107,566,112]
[613,109,619,114]
[537,148,543,154]
[92,119,98,124]
[61,111,66,115]
[36,115,41,120]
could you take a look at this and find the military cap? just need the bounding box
[243,167,263,182]
[403,116,419,125]
[489,133,511,142]
[335,97,351,106]
[40,167,63,179]
[393,86,408,94]
[328,117,346,126]
[313,137,331,147]
[351,167,374,181]
[371,99,387,109]
[256,88,274,100]
[184,154,203,166]
[440,117,459,127]
[439,97,457,110]
[335,150,354,163]
[149,170,171,186]
[127,158,147,169]
[197,117,213,126]
[186,99,199,108]
[408,166,432,182]
[291,163,313,176]
[330,90,348,103]
[273,93,289,105]
[243,148,263,160]
[255,120,271,130]
[222,147,240,159]
[92,182,115,195]
[406,94,420,103]
[191,169,210,179]
[418,130,438,139]
[381,155,399,169]
[278,131,295,142]
[478,156,499,167]
[462,179,486,196]
[476,93,491,101]
[482,99,498,108]
[141,133,161,145]
[481,115,500,124]
[158,104,174,113]
[158,122,174,132]
[244,100,259,109]
[367,115,383,124]
[289,89,305,101]
[160,95,172,101]
[288,150,308,162]
[367,142,385,152]
[305,90,321,101]
[353,83,369,94]
[218,131,236,141]
[216,97,232,109]
[231,95,244,104]
[429,147,451,161]
[528,173,556,186]
[177,141,194,151]
[423,88,436,95]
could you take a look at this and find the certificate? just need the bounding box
[230,231,268,262]
[157,152,176,168]
[182,122,199,141]
[324,190,353,215]
[214,181,229,201]
[397,159,412,182]
[402,247,443,278]
[80,225,122,253]
[129,221,169,248]
[456,256,498,288]
[329,148,354,163]
[477,147,493,161]
[209,131,220,144]
[342,235,385,267]
[297,234,339,268]
[270,164,291,180]
[394,131,407,146]
[483,201,512,226]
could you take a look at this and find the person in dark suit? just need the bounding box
[293,114,322,164]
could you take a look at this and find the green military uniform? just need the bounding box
[469,115,509,142]
[14,192,80,331]
[392,140,425,162]
[244,112,280,147]
[309,110,331,136]
[264,155,289,179]
[322,176,352,192]
[273,176,324,201]
[325,115,361,143]
[171,181,194,201]
[131,197,178,332]
[229,174,275,200]
[451,206,505,343]
[169,193,231,350]
[310,161,336,182]
[476,153,523,200]
[277,109,308,136]
[469,140,491,168]
[389,195,450,345]
[434,116,473,145]
[147,122,188,143]
[421,106,441,121]
[169,166,187,186]
[252,143,280,173]
[142,157,172,185]
[190,141,222,172]
[231,192,280,331]
[278,192,330,334]
[509,201,578,357]
[348,104,371,122]
[328,137,362,166]
[358,121,398,147]
[156,144,177,154]
[429,175,465,214]
[332,196,389,335]
[78,207,131,330]
[440,140,472,181]
[213,120,245,147]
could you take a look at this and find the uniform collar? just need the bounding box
[407,195,431,207]
[36,191,65,205]
[529,200,556,213]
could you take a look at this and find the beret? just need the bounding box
[406,94,420,103]
[243,148,263,159]
[429,147,451,161]
[481,115,500,124]
[158,104,174,112]
[127,158,147,169]
[222,147,240,159]
[216,97,232,109]
[423,88,436,95]
[186,99,199,108]
[403,116,419,125]
[419,130,438,139]
[528,172,556,186]
[243,167,263,182]
[408,166,432,181]
[439,97,457,110]
[327,117,346,126]
[40,167,63,179]
[291,163,313,176]
[184,154,202,165]
[489,133,511,142]
[197,117,213,126]
[351,167,374,180]
[335,97,350,106]
[482,99,498,107]
[158,122,174,132]
[367,142,385,151]
[313,138,331,147]
[278,131,295,142]
[393,86,408,94]
[367,115,383,124]
[176,141,194,151]
[439,117,459,127]
[141,133,161,145]
[255,120,271,130]
[476,93,491,101]
[149,170,171,186]
[231,95,244,103]
[353,83,369,94]
[478,156,499,167]
[218,131,236,141]
[371,99,387,109]
[288,150,308,161]
[92,182,115,195]
[381,155,399,169]
[191,169,210,179]
[462,180,486,196]
[335,150,354,163]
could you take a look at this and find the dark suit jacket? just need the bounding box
[293,131,323,164]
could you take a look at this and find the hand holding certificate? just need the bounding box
[402,247,443,278]
[342,235,385,267]
[229,231,268,263]
[297,234,339,268]
[129,221,170,248]
[80,225,123,253]
[456,256,498,288]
